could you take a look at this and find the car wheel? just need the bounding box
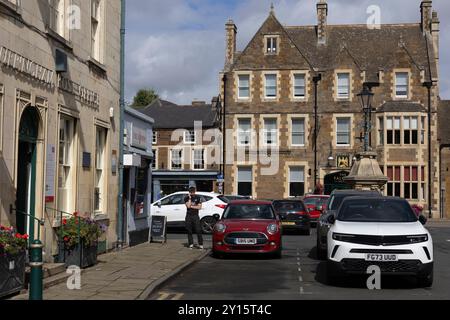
[316,237,327,260]
[212,250,223,259]
[201,216,217,234]
[273,249,282,259]
[417,268,433,288]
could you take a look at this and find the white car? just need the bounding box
[326,196,433,287]
[150,192,227,234]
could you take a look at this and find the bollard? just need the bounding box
[29,240,44,300]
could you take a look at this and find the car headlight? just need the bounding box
[267,223,278,235]
[332,233,356,242]
[215,223,226,233]
[406,234,428,243]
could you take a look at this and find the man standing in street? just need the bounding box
[184,187,204,249]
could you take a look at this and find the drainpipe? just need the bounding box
[117,0,126,246]
[312,74,322,189]
[222,74,227,194]
[423,81,433,218]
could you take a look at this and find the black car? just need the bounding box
[316,189,381,259]
[272,199,311,235]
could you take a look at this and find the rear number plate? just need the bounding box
[365,254,398,262]
[236,238,257,245]
[282,222,296,226]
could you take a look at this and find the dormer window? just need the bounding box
[264,36,279,55]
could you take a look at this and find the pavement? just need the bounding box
[10,237,209,300]
[149,226,450,300]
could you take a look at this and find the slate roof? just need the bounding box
[377,101,427,113]
[232,11,437,83]
[138,99,219,129]
[438,100,450,145]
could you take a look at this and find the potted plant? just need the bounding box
[0,225,28,298]
[56,213,106,268]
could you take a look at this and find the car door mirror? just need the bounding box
[418,215,427,225]
[157,201,161,208]
[327,214,336,224]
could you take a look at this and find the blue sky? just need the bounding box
[125,0,450,104]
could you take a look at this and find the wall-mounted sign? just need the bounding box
[0,46,55,86]
[336,154,351,169]
[82,152,91,168]
[57,75,100,108]
[45,144,56,203]
[131,126,147,150]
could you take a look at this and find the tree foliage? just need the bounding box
[131,88,159,108]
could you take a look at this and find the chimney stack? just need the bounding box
[317,0,328,45]
[431,10,440,79]
[225,19,237,69]
[420,1,432,34]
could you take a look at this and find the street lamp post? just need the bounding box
[357,86,374,152]
[313,74,322,188]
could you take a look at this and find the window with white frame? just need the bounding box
[49,0,67,38]
[91,0,103,62]
[293,74,306,98]
[193,149,205,170]
[403,116,418,145]
[238,74,250,99]
[58,116,75,213]
[95,126,107,212]
[337,73,350,98]
[336,118,351,146]
[386,116,401,145]
[291,118,305,146]
[289,167,305,197]
[237,118,251,146]
[1,0,19,9]
[152,131,157,144]
[386,166,401,197]
[263,118,277,146]
[265,36,278,54]
[395,72,409,98]
[171,149,183,170]
[237,167,252,197]
[151,149,157,170]
[378,117,384,145]
[184,130,196,144]
[264,74,277,99]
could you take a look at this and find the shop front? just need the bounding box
[123,107,154,246]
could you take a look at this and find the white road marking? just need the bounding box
[298,267,302,272]
[299,276,303,282]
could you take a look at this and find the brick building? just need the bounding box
[438,100,450,219]
[140,98,222,201]
[221,0,442,217]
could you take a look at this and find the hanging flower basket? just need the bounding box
[0,226,28,298]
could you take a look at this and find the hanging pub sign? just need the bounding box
[336,154,351,169]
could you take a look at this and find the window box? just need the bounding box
[56,240,98,269]
[0,250,26,298]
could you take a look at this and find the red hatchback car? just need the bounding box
[212,200,282,258]
[303,195,330,224]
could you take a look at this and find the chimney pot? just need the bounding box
[317,1,328,45]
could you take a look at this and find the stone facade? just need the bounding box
[0,0,121,260]
[221,1,441,217]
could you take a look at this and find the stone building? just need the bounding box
[140,98,222,201]
[221,0,442,217]
[0,0,121,260]
[438,100,450,219]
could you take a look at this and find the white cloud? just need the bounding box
[125,0,450,103]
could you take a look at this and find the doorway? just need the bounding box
[16,107,40,240]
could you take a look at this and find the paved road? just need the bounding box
[149,227,450,300]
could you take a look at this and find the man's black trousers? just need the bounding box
[185,214,203,246]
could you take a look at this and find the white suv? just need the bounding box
[326,196,433,287]
[150,192,227,234]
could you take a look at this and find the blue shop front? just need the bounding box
[123,107,154,246]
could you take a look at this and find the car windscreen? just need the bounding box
[328,195,346,210]
[337,199,418,222]
[223,204,275,220]
[273,201,305,213]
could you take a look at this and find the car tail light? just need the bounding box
[215,204,227,210]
